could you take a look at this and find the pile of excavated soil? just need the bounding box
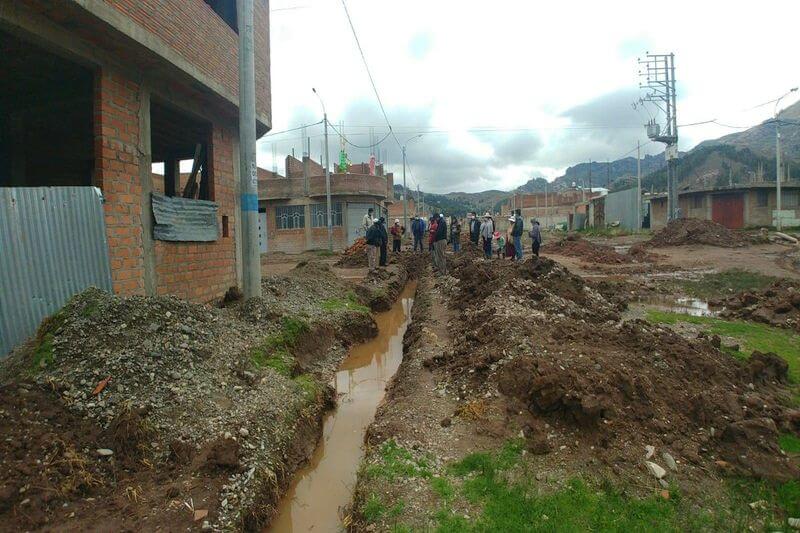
[713,280,800,332]
[335,238,369,267]
[640,218,748,248]
[542,234,639,264]
[433,254,799,483]
[0,262,381,531]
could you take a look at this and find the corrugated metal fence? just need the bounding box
[1,187,113,357]
[604,188,642,230]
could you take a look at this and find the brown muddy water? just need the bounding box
[268,282,417,532]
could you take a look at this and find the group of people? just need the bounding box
[362,207,543,273]
[469,209,543,260]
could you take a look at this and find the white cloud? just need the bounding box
[259,0,800,193]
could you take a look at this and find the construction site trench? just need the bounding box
[2,220,800,532]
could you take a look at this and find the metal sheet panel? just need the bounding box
[604,188,642,230]
[346,202,379,245]
[151,193,219,242]
[1,187,113,357]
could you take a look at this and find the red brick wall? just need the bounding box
[94,69,145,296]
[154,123,238,301]
[286,155,304,178]
[94,66,238,302]
[98,0,270,121]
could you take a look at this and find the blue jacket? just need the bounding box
[412,219,426,237]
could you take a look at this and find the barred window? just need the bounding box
[691,195,704,209]
[784,190,799,208]
[276,205,305,229]
[310,202,343,227]
[756,190,769,207]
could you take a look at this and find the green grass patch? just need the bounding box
[674,269,777,300]
[321,292,370,314]
[316,249,337,257]
[430,477,455,502]
[363,493,405,524]
[779,433,800,454]
[645,310,800,383]
[293,374,319,399]
[249,316,310,373]
[31,333,55,371]
[365,439,433,481]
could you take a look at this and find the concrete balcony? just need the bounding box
[259,173,391,201]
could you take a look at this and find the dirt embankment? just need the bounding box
[354,252,427,311]
[712,280,800,332]
[0,259,421,532]
[542,234,656,264]
[637,218,749,248]
[435,254,798,482]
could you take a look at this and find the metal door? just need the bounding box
[346,202,377,245]
[711,193,744,229]
[257,211,268,253]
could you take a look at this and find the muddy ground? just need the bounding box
[0,258,417,532]
[351,228,800,531]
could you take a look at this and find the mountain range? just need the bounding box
[397,100,800,215]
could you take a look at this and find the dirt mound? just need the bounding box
[713,280,800,331]
[335,238,368,267]
[436,252,799,483]
[641,218,748,248]
[542,234,640,264]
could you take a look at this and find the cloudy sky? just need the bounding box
[257,0,800,193]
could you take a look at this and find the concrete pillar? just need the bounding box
[303,203,312,251]
[137,86,156,296]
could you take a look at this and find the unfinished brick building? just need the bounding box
[0,0,270,302]
[258,156,394,253]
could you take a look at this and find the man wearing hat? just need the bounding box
[468,212,481,245]
[479,213,494,259]
[432,213,448,275]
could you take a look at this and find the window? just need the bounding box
[691,195,704,209]
[310,202,343,227]
[784,190,799,208]
[756,190,769,208]
[204,0,238,32]
[276,205,305,229]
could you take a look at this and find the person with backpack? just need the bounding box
[511,208,524,261]
[479,213,494,259]
[411,216,426,252]
[378,217,389,266]
[529,218,543,257]
[365,218,381,269]
[468,212,481,245]
[433,213,448,274]
[390,219,404,253]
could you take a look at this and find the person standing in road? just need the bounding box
[433,213,448,274]
[390,219,404,253]
[365,218,381,269]
[479,213,494,259]
[506,215,516,259]
[378,217,389,266]
[428,216,438,252]
[512,208,524,261]
[411,216,425,252]
[449,216,462,253]
[529,218,543,257]
[468,212,481,245]
[362,207,374,236]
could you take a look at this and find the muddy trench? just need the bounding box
[265,281,418,532]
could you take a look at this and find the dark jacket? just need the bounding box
[435,217,447,241]
[378,222,388,245]
[365,223,381,246]
[469,218,481,237]
[411,219,426,237]
[449,221,461,243]
[512,217,524,237]
[528,224,543,244]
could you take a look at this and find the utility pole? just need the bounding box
[637,141,642,230]
[774,87,798,230]
[588,160,592,196]
[401,135,423,234]
[606,160,610,188]
[237,0,261,298]
[416,184,420,216]
[312,88,333,251]
[639,52,679,221]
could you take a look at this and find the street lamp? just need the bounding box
[312,88,333,251]
[401,134,423,233]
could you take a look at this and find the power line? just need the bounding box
[327,121,392,149]
[339,0,399,147]
[262,120,323,137]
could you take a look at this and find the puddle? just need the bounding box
[613,245,631,255]
[637,294,719,317]
[267,282,417,533]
